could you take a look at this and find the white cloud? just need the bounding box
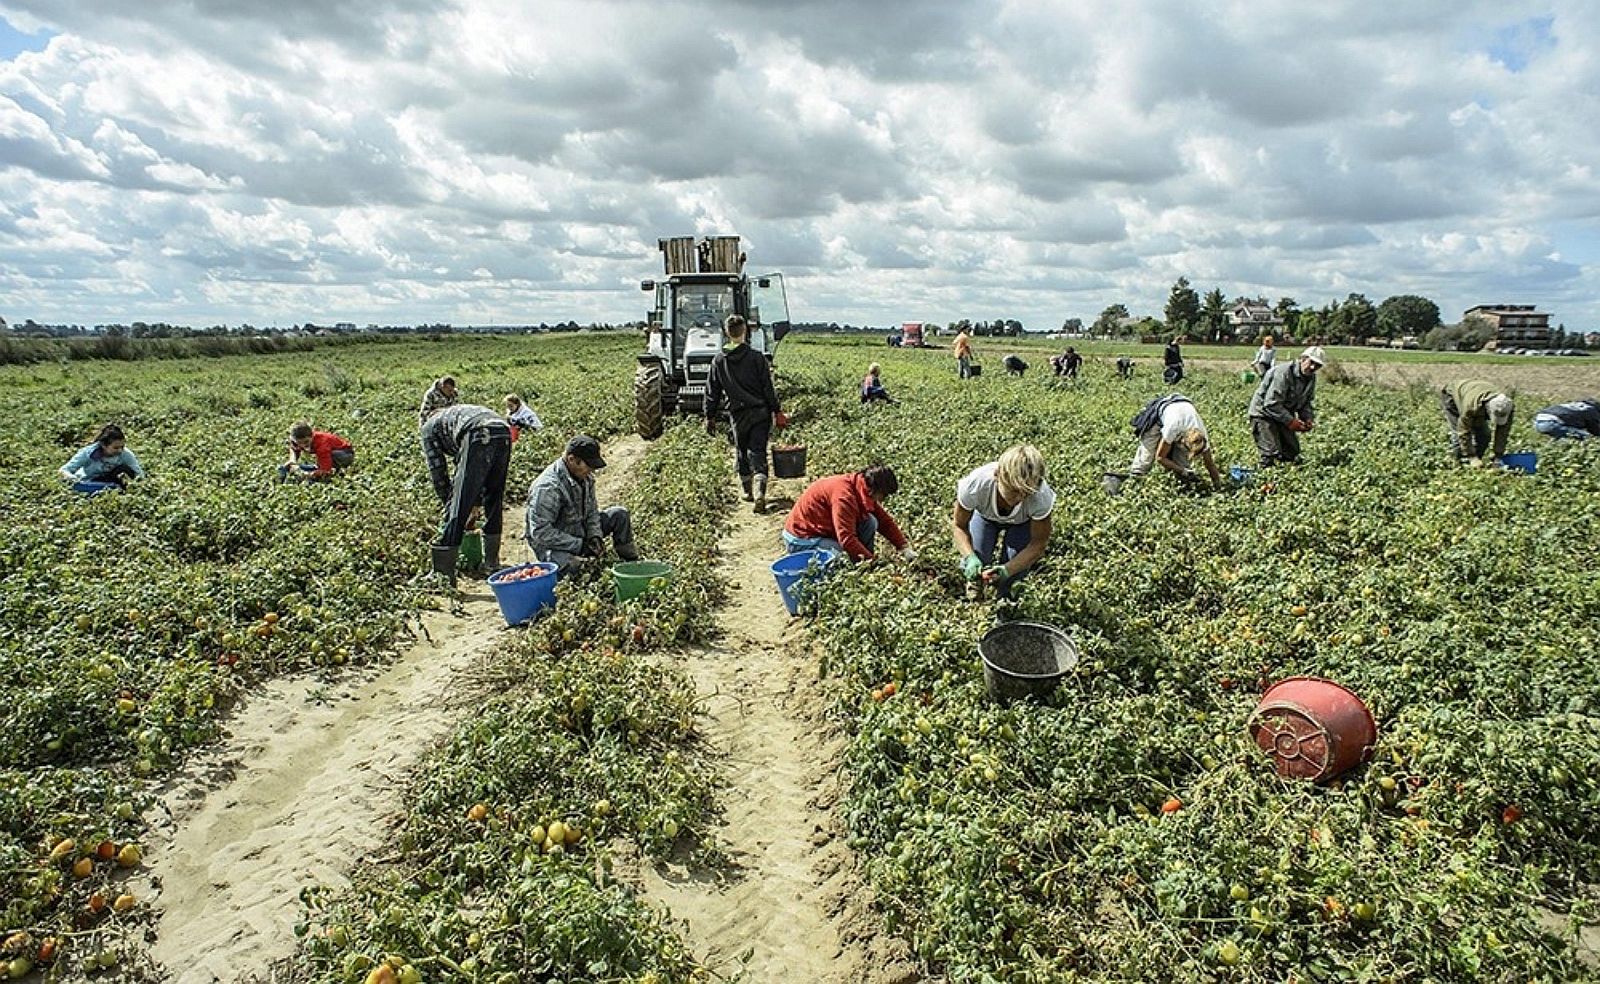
[0,0,1597,328]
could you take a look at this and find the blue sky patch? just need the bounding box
[0,15,54,61]
[1487,15,1555,72]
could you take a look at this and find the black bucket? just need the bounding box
[772,445,807,479]
[978,622,1078,703]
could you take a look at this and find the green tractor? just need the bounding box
[634,235,792,439]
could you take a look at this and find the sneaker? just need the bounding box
[615,542,641,562]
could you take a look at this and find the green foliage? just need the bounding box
[777,338,1600,982]
[1377,295,1443,339]
[1164,277,1199,335]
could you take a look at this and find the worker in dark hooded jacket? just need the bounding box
[706,314,783,513]
[421,404,511,582]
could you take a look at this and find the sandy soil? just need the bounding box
[146,437,646,984]
[638,480,918,984]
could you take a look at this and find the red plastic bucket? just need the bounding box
[1248,676,1376,783]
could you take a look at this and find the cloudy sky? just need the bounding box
[1,0,1597,329]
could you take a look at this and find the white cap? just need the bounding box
[1488,393,1514,424]
[1301,346,1327,366]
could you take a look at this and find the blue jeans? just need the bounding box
[783,515,877,559]
[1535,417,1591,440]
[969,513,1033,598]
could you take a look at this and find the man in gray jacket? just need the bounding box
[1246,346,1324,466]
[526,435,639,572]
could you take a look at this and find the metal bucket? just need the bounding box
[771,445,807,479]
[1249,677,1377,783]
[977,622,1078,703]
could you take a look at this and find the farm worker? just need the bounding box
[1110,394,1222,493]
[953,329,975,378]
[1163,337,1184,385]
[279,422,354,482]
[1253,336,1276,376]
[1438,380,1514,465]
[1247,346,1323,467]
[782,465,914,562]
[525,435,639,572]
[1533,398,1600,440]
[1115,356,1134,379]
[418,375,459,424]
[861,363,893,403]
[1051,347,1083,379]
[951,444,1053,601]
[59,424,144,487]
[706,314,783,514]
[421,404,511,582]
[1003,354,1028,377]
[503,393,543,441]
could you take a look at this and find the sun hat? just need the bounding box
[1488,393,1514,425]
[1301,346,1327,367]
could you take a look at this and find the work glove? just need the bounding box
[898,545,918,562]
[961,553,983,581]
[1287,419,1310,433]
[983,566,1012,586]
[582,536,605,558]
[775,411,790,429]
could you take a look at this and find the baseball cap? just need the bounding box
[1301,346,1327,367]
[565,435,606,469]
[1488,393,1514,425]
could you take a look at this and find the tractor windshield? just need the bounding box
[674,284,735,333]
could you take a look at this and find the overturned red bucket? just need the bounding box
[1249,677,1377,783]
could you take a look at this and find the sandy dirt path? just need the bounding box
[639,480,916,984]
[146,436,646,984]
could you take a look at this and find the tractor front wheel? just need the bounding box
[635,361,664,440]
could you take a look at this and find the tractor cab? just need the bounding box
[635,235,791,439]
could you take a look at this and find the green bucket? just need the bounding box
[460,531,483,569]
[1240,370,1257,383]
[613,561,672,602]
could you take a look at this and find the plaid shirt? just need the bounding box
[420,405,507,501]
[418,379,459,424]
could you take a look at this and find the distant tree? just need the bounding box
[1341,293,1378,342]
[1060,317,1083,334]
[1274,297,1300,337]
[1376,295,1440,339]
[1164,277,1200,335]
[1424,315,1495,352]
[1200,288,1228,341]
[1093,304,1130,336]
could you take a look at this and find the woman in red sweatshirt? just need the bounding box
[781,465,916,562]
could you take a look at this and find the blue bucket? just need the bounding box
[1501,452,1537,474]
[771,549,839,616]
[1229,465,1253,484]
[72,480,120,497]
[486,562,559,626]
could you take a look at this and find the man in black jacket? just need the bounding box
[421,404,511,583]
[706,315,783,513]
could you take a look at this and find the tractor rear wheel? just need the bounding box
[634,361,664,440]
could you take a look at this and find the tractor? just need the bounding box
[634,235,791,439]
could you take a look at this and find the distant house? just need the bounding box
[1465,304,1551,349]
[1228,300,1283,337]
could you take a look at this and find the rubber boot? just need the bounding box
[752,474,768,514]
[615,540,640,562]
[740,475,753,501]
[482,534,502,574]
[429,544,459,586]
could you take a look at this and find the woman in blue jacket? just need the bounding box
[60,424,145,487]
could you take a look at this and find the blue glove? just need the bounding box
[961,553,982,581]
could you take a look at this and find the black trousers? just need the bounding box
[439,429,511,547]
[730,408,772,478]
